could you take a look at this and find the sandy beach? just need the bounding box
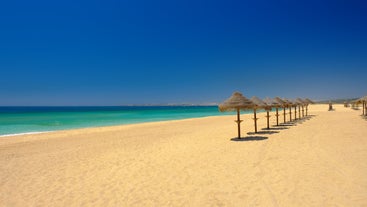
[1,104,367,206]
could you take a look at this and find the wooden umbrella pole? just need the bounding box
[283,107,286,123]
[266,111,270,129]
[236,108,242,139]
[253,108,258,133]
[276,108,279,126]
[302,106,304,117]
[298,105,301,119]
[289,107,292,122]
[362,101,364,115]
[294,106,297,120]
[363,101,365,116]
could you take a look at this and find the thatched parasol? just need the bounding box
[293,99,299,120]
[303,98,315,116]
[263,97,279,128]
[250,96,267,133]
[283,98,293,122]
[295,98,305,119]
[219,92,253,138]
[364,96,367,116]
[289,99,297,121]
[274,97,287,124]
[304,98,315,104]
[288,99,298,121]
[344,101,349,107]
[303,98,309,103]
[355,96,367,116]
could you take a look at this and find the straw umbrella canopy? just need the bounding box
[274,97,287,124]
[355,97,366,105]
[351,98,359,109]
[343,101,349,107]
[219,92,253,138]
[303,98,315,116]
[250,96,267,133]
[295,98,305,119]
[361,97,365,115]
[353,98,362,105]
[363,96,367,116]
[355,96,367,115]
[304,98,315,104]
[283,98,294,122]
[289,99,298,120]
[263,97,280,127]
[289,99,298,121]
[290,99,298,120]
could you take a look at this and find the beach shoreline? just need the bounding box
[1,104,367,206]
[0,105,232,137]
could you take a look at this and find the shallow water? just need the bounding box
[0,106,247,136]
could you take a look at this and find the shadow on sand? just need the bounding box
[247,130,279,135]
[230,136,268,142]
[294,119,306,124]
[279,123,296,126]
[297,115,316,121]
[270,126,289,130]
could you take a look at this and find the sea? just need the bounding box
[0,106,242,137]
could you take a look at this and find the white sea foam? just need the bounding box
[0,131,53,137]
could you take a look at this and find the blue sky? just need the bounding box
[1,0,366,105]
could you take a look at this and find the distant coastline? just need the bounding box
[316,98,359,104]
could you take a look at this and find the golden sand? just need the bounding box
[1,104,367,206]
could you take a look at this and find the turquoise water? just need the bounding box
[0,106,239,136]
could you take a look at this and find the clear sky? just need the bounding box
[1,0,366,106]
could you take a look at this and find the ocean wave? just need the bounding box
[0,131,53,137]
